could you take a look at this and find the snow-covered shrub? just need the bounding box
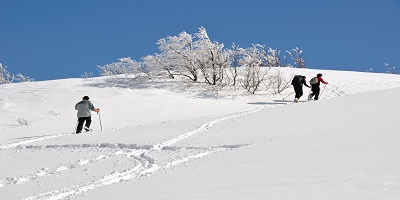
[142,53,177,79]
[98,57,148,78]
[0,63,33,84]
[385,62,396,74]
[17,118,30,126]
[239,45,271,94]
[156,31,199,82]
[268,69,291,94]
[286,47,305,68]
[266,47,281,68]
[225,44,243,86]
[194,27,227,85]
[81,72,93,78]
[98,27,307,94]
[151,27,229,85]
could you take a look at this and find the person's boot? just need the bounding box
[84,126,92,132]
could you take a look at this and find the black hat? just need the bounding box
[83,96,89,100]
[317,73,322,77]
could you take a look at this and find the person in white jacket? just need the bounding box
[75,96,100,133]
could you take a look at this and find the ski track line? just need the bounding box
[0,143,154,189]
[22,147,240,200]
[20,107,263,200]
[164,148,225,169]
[0,153,113,189]
[154,107,263,150]
[0,108,260,150]
[22,150,155,200]
[0,133,71,150]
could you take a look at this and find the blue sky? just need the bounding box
[1,0,399,81]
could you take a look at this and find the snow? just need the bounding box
[1,68,400,199]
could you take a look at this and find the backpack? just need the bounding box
[309,77,318,85]
[291,75,302,86]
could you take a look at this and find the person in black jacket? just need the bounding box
[291,75,310,103]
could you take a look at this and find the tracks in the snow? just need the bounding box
[0,108,259,199]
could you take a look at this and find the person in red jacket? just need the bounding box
[308,73,328,100]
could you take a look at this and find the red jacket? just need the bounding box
[317,77,328,85]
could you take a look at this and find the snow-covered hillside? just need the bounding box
[1,68,400,200]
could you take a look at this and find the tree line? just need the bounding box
[98,27,305,94]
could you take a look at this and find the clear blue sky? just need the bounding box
[1,0,399,81]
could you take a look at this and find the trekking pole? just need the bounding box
[319,84,328,99]
[98,112,103,131]
[283,92,294,100]
[74,120,79,133]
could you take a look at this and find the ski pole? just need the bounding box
[283,92,294,100]
[74,120,79,133]
[98,112,103,131]
[319,84,328,99]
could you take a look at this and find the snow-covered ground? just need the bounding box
[1,68,400,200]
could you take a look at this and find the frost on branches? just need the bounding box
[0,63,33,84]
[98,27,305,94]
[239,44,271,94]
[286,47,305,68]
[385,62,396,74]
[97,57,148,78]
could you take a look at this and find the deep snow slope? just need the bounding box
[1,68,400,199]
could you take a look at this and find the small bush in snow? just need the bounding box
[286,47,305,68]
[81,72,93,78]
[385,62,396,74]
[0,63,33,84]
[17,118,30,126]
[268,69,291,94]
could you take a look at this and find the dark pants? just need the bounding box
[294,86,303,99]
[309,84,320,100]
[76,116,92,133]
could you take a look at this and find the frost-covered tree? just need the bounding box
[225,44,243,86]
[194,27,227,85]
[98,57,146,77]
[286,47,305,68]
[268,69,291,94]
[0,63,33,84]
[281,55,291,67]
[96,27,307,94]
[151,27,229,85]
[0,63,13,84]
[142,53,177,78]
[14,73,34,82]
[240,44,271,94]
[266,48,281,67]
[385,62,395,74]
[81,72,93,78]
[157,31,198,81]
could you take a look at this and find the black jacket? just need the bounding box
[293,78,310,88]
